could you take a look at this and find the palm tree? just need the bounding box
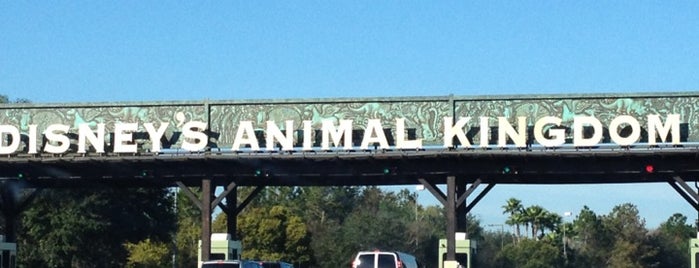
[502,198,524,240]
[542,212,562,236]
[524,205,547,239]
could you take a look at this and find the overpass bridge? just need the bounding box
[1,91,699,263]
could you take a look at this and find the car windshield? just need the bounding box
[377,253,396,268]
[356,254,375,268]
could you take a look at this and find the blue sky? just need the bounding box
[2,2,699,228]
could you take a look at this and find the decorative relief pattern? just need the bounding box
[455,96,699,142]
[0,105,206,150]
[1,94,697,152]
[209,100,451,146]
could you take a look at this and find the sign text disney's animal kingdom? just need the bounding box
[0,114,680,155]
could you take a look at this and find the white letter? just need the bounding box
[78,123,106,153]
[395,118,422,149]
[302,120,313,150]
[0,125,20,154]
[28,125,38,154]
[321,120,353,150]
[443,117,471,148]
[573,116,603,147]
[182,121,208,151]
[609,115,641,146]
[44,124,70,154]
[232,121,259,151]
[360,119,389,149]
[266,120,294,151]
[479,117,490,148]
[534,116,565,147]
[144,122,169,152]
[113,123,137,153]
[647,114,680,145]
[498,117,527,148]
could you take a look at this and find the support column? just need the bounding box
[0,185,18,243]
[225,190,238,239]
[446,176,456,261]
[456,179,467,236]
[0,182,39,243]
[201,178,212,262]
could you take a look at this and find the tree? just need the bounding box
[0,94,30,104]
[475,229,513,267]
[650,213,694,268]
[525,205,543,239]
[496,239,564,268]
[569,205,608,267]
[295,186,361,267]
[174,187,202,268]
[19,188,175,267]
[657,213,694,244]
[542,211,562,237]
[124,239,171,268]
[238,205,311,264]
[602,203,657,267]
[502,198,524,240]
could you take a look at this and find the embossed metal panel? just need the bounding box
[0,92,697,155]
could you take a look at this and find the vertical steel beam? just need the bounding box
[210,181,239,239]
[0,182,38,243]
[446,175,456,261]
[456,179,467,237]
[201,178,212,262]
[0,183,17,243]
[226,188,238,239]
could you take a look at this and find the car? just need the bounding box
[201,260,263,268]
[351,250,420,268]
[257,261,294,268]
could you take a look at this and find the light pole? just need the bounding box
[487,224,505,249]
[562,211,572,259]
[415,184,425,248]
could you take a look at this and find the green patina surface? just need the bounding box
[0,92,697,151]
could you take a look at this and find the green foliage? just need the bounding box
[0,94,30,104]
[228,186,447,267]
[494,200,694,268]
[11,182,694,268]
[213,212,228,233]
[174,187,202,268]
[650,213,694,268]
[502,199,561,240]
[342,187,410,251]
[125,239,171,268]
[238,205,311,264]
[19,188,175,267]
[496,238,564,267]
[602,203,658,267]
[503,198,524,240]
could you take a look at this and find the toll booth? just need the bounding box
[439,233,476,268]
[0,237,16,268]
[198,233,242,267]
[690,238,699,268]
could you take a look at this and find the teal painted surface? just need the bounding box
[454,95,699,144]
[0,92,697,153]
